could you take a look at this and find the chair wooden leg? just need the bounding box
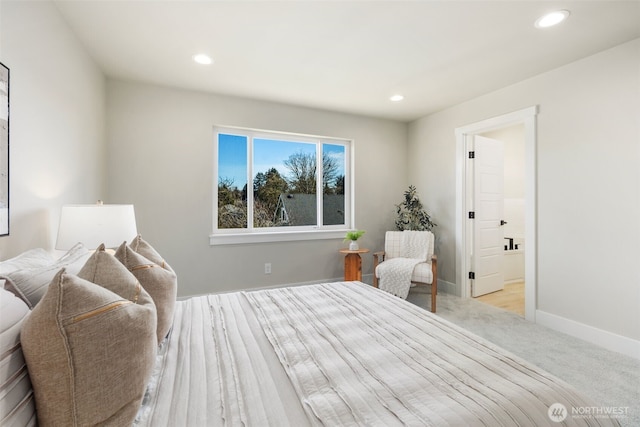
[372,253,381,288]
[431,255,437,313]
[431,280,437,313]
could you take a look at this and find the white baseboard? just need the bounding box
[536,310,640,360]
[436,279,460,296]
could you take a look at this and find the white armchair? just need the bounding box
[373,231,438,312]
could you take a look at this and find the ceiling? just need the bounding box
[52,1,640,122]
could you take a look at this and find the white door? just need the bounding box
[471,135,505,297]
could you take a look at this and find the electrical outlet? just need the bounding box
[264,263,271,274]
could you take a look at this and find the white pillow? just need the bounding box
[0,248,53,275]
[0,287,36,425]
[2,243,90,307]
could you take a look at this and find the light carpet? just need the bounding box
[406,286,640,427]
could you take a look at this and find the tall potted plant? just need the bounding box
[395,185,436,231]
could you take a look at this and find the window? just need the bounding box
[211,126,353,244]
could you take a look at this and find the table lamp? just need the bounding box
[55,201,137,250]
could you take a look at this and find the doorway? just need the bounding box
[475,126,526,316]
[454,106,537,322]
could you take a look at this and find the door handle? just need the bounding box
[500,220,508,226]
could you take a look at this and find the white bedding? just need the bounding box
[136,291,312,427]
[137,281,619,426]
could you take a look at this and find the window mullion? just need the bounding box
[316,141,323,227]
[247,135,254,230]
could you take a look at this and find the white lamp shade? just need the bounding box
[56,204,138,250]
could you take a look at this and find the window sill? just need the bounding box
[209,229,347,246]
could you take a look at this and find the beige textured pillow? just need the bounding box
[115,242,177,344]
[78,244,155,308]
[21,269,157,426]
[130,234,175,274]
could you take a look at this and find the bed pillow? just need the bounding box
[2,243,90,308]
[0,248,53,275]
[130,234,176,274]
[21,269,157,426]
[0,288,36,426]
[115,242,177,344]
[78,244,155,308]
[1,248,53,304]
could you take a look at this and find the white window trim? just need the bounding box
[210,229,349,246]
[211,126,355,245]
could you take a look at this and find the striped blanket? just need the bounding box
[137,282,619,427]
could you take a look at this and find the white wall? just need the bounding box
[408,38,640,343]
[0,0,105,258]
[106,80,407,297]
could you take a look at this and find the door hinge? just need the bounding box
[468,151,475,159]
[468,211,475,219]
[469,271,475,280]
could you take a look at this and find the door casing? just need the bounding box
[455,106,538,321]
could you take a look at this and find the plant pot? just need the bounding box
[349,240,359,251]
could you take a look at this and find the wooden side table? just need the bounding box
[339,249,369,281]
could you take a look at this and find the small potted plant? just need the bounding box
[344,230,365,250]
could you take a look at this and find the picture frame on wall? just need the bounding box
[0,61,9,236]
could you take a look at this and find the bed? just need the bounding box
[1,242,621,426]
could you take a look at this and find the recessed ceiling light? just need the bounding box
[390,94,404,102]
[535,10,570,28]
[193,54,213,65]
